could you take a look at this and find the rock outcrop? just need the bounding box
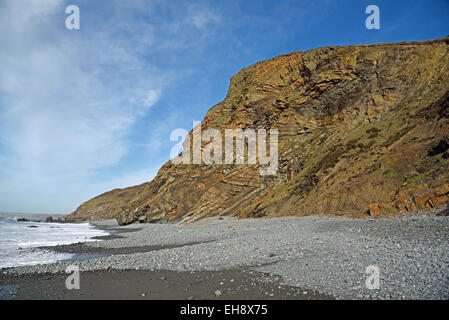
[68,36,449,224]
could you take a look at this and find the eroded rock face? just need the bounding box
[68,37,449,225]
[393,183,449,212]
[68,183,148,222]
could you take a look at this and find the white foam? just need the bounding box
[0,219,109,269]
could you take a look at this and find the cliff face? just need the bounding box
[68,37,449,224]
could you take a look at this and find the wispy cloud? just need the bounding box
[0,0,221,213]
[188,5,221,31]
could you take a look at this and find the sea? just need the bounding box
[0,213,109,269]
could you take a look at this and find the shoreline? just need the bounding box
[1,208,448,300]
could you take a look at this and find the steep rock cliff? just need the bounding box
[68,36,449,224]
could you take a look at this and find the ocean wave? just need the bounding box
[0,219,109,269]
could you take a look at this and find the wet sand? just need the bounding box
[0,268,331,300]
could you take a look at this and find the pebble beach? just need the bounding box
[1,208,448,300]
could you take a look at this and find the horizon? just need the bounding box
[1,0,449,214]
[0,212,66,217]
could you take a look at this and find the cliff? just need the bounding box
[68,36,449,224]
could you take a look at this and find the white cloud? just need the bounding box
[0,0,223,214]
[189,6,221,30]
[0,0,167,213]
[142,89,161,108]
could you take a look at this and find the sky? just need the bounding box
[0,0,448,214]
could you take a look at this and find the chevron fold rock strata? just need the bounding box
[68,36,449,225]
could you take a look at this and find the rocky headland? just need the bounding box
[68,36,449,225]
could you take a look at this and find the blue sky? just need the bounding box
[0,0,448,214]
